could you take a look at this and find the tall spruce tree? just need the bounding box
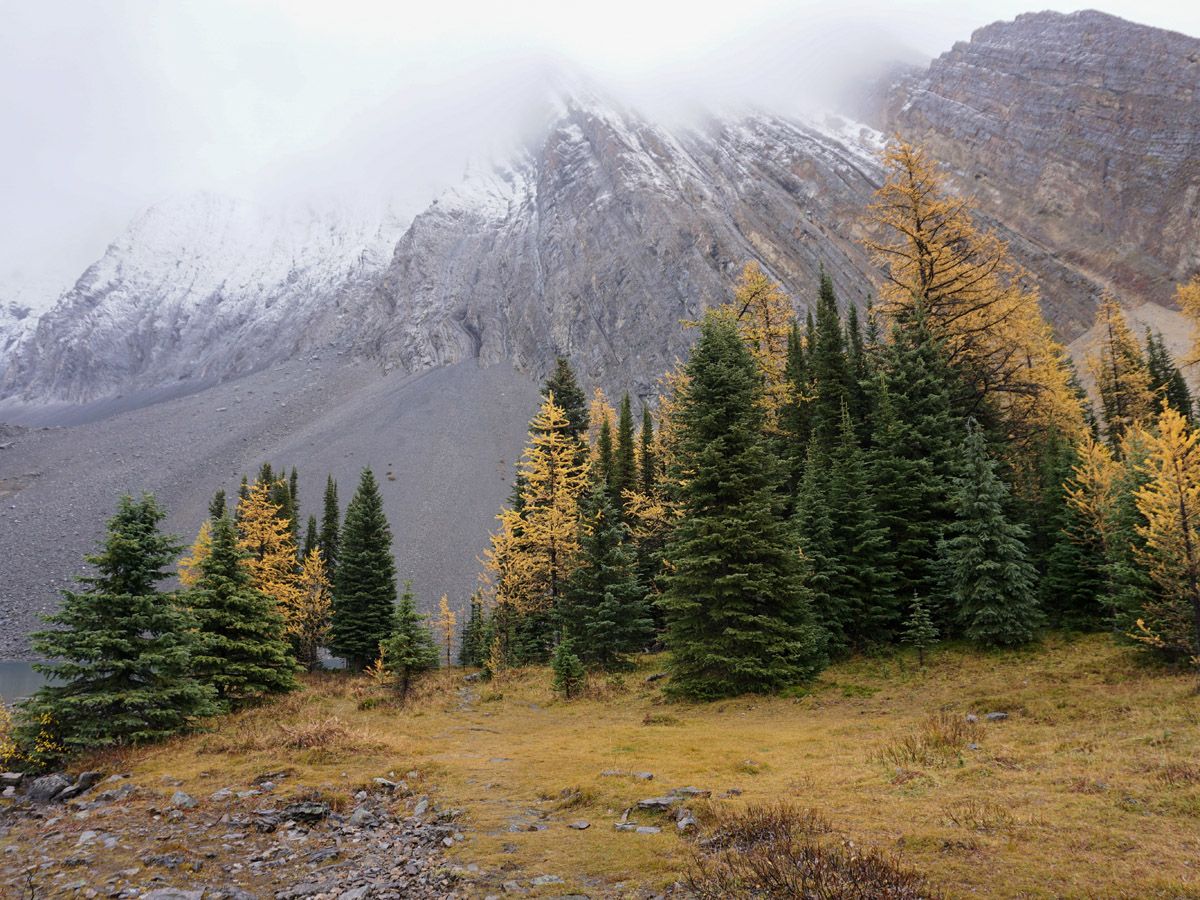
[792,440,848,654]
[828,404,899,646]
[20,495,218,755]
[661,314,826,699]
[209,489,227,521]
[458,593,489,667]
[186,515,297,708]
[595,418,615,496]
[937,423,1042,647]
[302,514,319,560]
[320,475,340,575]
[808,269,854,451]
[870,309,960,611]
[331,468,398,670]
[542,357,589,443]
[382,583,439,698]
[613,393,637,511]
[639,406,657,494]
[1145,328,1193,422]
[561,481,653,669]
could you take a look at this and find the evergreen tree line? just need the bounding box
[468,144,1200,700]
[5,463,452,767]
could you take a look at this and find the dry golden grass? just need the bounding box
[87,635,1200,898]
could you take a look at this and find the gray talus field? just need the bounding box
[0,360,539,658]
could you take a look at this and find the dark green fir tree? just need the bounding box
[639,406,657,496]
[302,514,319,560]
[551,637,586,699]
[382,582,438,699]
[903,593,939,667]
[19,495,218,757]
[187,515,297,708]
[209,489,227,521]
[458,593,489,667]
[561,482,653,669]
[320,475,340,575]
[661,313,826,699]
[331,468,398,670]
[937,423,1042,647]
[542,357,589,443]
[613,393,637,511]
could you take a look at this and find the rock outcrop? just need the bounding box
[879,9,1200,333]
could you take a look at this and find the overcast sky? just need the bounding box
[2,0,1198,306]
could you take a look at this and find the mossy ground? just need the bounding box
[11,633,1200,898]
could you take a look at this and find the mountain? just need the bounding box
[877,9,1200,333]
[1,10,1197,655]
[0,194,406,404]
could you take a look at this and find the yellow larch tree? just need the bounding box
[292,547,332,671]
[436,594,457,667]
[237,481,303,637]
[1087,296,1155,448]
[717,261,795,429]
[1177,275,1200,367]
[483,394,591,617]
[1132,404,1200,666]
[178,519,212,588]
[1064,434,1122,549]
[587,387,616,456]
[865,140,1086,464]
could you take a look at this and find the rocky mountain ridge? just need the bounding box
[5,10,1197,407]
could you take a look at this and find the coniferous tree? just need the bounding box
[1129,405,1200,666]
[382,583,438,699]
[828,405,899,646]
[293,547,333,671]
[808,269,853,451]
[613,393,637,511]
[595,418,615,497]
[542,357,589,443]
[320,475,340,575]
[459,593,489,667]
[1030,431,1105,628]
[662,314,826,699]
[551,637,586,699]
[331,468,398,670]
[561,481,653,669]
[1088,298,1155,448]
[236,476,250,520]
[187,515,297,707]
[639,406,657,497]
[209,489,227,521]
[19,495,218,756]
[937,423,1042,647]
[435,595,457,667]
[302,514,319,560]
[792,440,847,654]
[1145,328,1193,423]
[178,519,212,589]
[780,320,811,494]
[903,594,939,667]
[871,310,960,610]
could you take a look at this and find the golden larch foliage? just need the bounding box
[237,481,303,631]
[1087,296,1155,447]
[293,547,332,671]
[1131,404,1200,665]
[436,594,456,667]
[483,394,591,614]
[717,261,795,428]
[178,519,212,589]
[1177,276,1200,367]
[1064,435,1122,549]
[587,387,616,455]
[865,140,1086,463]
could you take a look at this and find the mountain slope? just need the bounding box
[879,9,1200,331]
